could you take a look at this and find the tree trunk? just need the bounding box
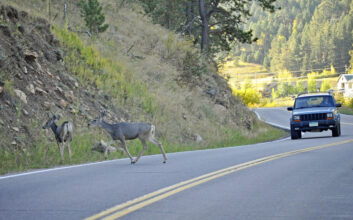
[199,0,209,52]
[185,1,192,35]
[63,0,67,21]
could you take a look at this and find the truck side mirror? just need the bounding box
[336,103,342,107]
[287,107,293,111]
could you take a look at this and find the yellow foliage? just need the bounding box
[307,72,319,79]
[292,19,297,35]
[257,38,263,46]
[278,69,293,81]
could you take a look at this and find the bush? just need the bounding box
[348,98,353,109]
[183,51,207,77]
[234,81,262,106]
[320,79,332,92]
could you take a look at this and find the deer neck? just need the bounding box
[50,123,58,135]
[99,120,115,136]
[50,123,62,142]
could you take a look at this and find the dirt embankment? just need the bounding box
[0,4,124,150]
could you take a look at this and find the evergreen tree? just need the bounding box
[138,0,278,54]
[79,0,109,35]
[231,0,352,75]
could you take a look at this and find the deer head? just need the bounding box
[88,110,106,128]
[42,113,61,129]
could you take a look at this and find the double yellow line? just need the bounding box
[86,139,353,220]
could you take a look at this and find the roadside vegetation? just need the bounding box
[219,59,353,114]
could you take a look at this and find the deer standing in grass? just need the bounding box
[88,111,167,164]
[42,114,74,161]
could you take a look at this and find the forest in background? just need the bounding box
[232,0,353,74]
[216,0,353,110]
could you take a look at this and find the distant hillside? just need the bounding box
[232,0,353,74]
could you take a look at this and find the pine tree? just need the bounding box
[79,0,109,35]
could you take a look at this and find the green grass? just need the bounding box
[0,123,285,175]
[53,27,156,115]
[340,106,353,115]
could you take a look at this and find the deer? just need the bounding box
[88,111,167,164]
[91,140,118,159]
[42,113,74,161]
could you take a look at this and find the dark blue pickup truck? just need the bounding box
[287,93,342,139]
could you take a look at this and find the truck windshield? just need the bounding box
[294,96,334,109]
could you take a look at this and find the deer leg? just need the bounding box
[56,141,61,152]
[148,137,167,163]
[59,143,64,161]
[104,148,108,159]
[119,139,134,163]
[133,138,148,163]
[43,143,49,161]
[67,141,72,161]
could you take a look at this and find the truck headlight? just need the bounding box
[293,115,300,122]
[327,113,333,119]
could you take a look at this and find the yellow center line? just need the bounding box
[85,139,353,220]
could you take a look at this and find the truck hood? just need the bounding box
[293,107,336,115]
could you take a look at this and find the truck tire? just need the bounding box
[291,128,300,139]
[332,123,341,137]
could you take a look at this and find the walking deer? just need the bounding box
[42,114,74,161]
[88,111,167,164]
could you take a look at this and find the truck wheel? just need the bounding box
[332,123,341,137]
[298,131,302,139]
[291,129,299,139]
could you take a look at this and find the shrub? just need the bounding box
[320,79,332,92]
[234,80,262,105]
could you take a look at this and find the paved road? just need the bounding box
[1,108,353,220]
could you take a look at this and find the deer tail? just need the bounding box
[62,122,74,141]
[150,124,155,137]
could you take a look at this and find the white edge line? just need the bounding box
[254,111,262,121]
[253,109,290,131]
[0,158,128,180]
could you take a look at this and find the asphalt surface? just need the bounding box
[1,108,353,220]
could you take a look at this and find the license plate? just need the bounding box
[309,121,318,127]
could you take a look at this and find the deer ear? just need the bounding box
[55,114,61,120]
[100,109,107,118]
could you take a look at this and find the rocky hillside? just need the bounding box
[0,4,133,168]
[0,2,283,174]
[0,4,107,140]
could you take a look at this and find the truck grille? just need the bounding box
[300,113,327,121]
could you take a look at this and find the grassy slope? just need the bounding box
[0,0,285,174]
